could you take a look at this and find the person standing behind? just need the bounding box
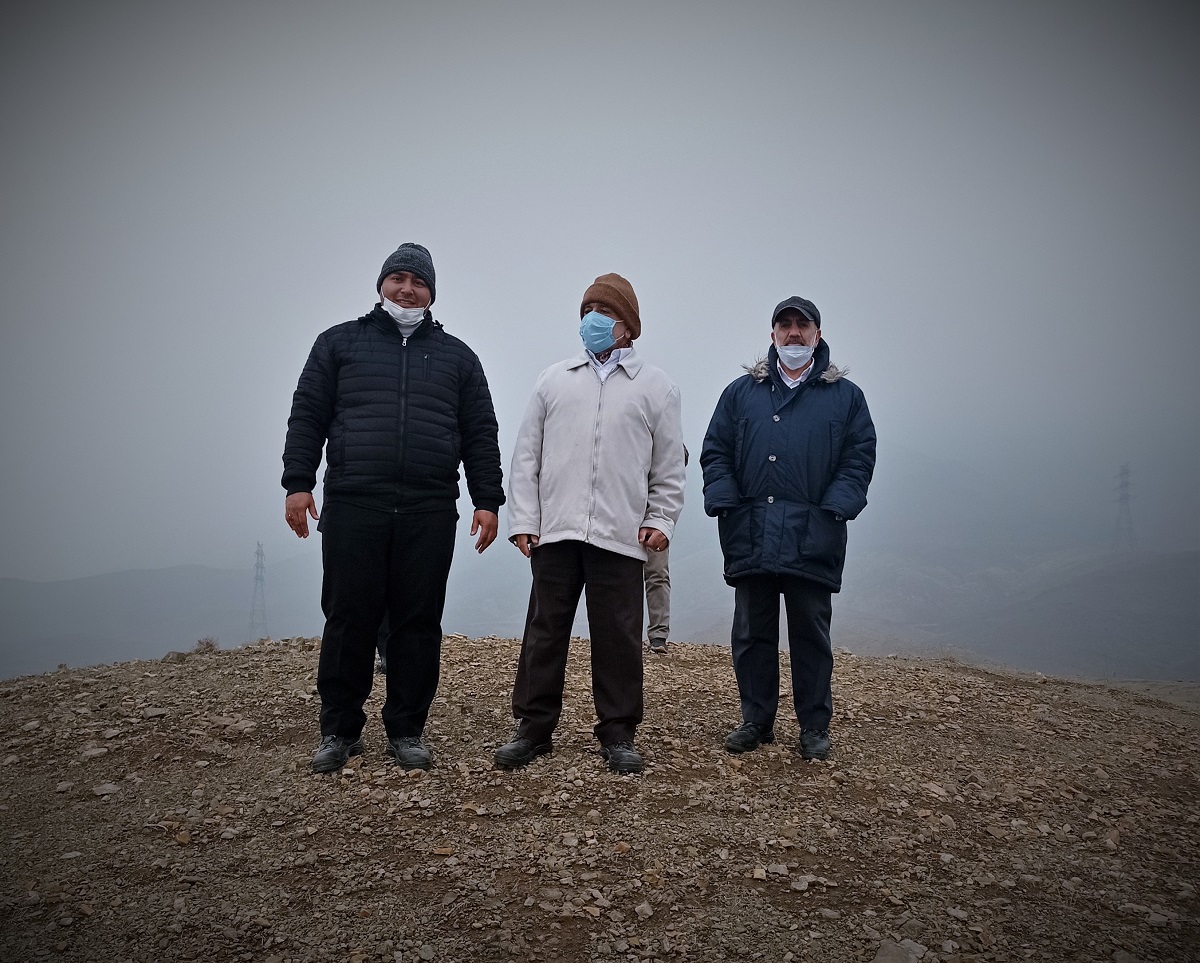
[283,243,505,773]
[497,273,685,774]
[700,296,875,760]
[644,444,688,654]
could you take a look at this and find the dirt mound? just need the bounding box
[1,636,1196,962]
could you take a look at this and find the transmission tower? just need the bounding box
[1113,463,1137,552]
[249,542,269,641]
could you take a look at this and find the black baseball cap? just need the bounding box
[771,296,821,327]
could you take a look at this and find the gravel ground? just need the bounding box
[1,635,1196,963]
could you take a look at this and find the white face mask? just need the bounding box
[381,297,428,334]
[776,342,815,370]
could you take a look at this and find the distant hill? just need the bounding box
[0,560,322,679]
[2,547,1196,682]
[934,550,1199,680]
[10,437,1194,682]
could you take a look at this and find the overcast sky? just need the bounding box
[1,0,1196,583]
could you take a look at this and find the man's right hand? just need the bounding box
[511,533,539,558]
[285,492,319,538]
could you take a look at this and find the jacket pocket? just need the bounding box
[827,419,845,477]
[717,502,754,564]
[734,418,747,470]
[803,506,847,565]
[327,419,347,473]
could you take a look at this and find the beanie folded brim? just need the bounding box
[581,273,641,339]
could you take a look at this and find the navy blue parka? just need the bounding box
[700,340,875,591]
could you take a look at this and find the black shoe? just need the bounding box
[601,741,644,774]
[493,736,552,770]
[311,734,364,773]
[724,721,775,754]
[798,728,831,760]
[648,638,668,654]
[388,735,432,771]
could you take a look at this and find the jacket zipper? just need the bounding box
[396,335,410,509]
[586,376,606,541]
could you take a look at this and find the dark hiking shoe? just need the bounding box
[493,736,553,770]
[648,638,668,654]
[311,735,364,773]
[798,728,831,760]
[601,741,645,774]
[724,721,775,754]
[388,736,432,771]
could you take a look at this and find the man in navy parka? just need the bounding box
[700,296,875,761]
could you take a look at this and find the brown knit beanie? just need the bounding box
[580,273,641,340]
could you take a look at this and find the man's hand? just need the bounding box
[511,533,540,558]
[471,510,499,553]
[638,527,669,553]
[285,492,319,538]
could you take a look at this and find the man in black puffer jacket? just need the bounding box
[282,243,504,774]
[701,296,875,763]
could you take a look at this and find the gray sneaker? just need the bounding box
[648,638,668,654]
[388,735,433,771]
[311,734,364,773]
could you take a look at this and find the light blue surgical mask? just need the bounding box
[580,311,617,354]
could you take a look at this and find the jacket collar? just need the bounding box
[566,346,643,378]
[766,339,830,387]
[366,304,436,339]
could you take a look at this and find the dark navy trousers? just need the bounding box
[731,574,834,731]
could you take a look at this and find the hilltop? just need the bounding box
[0,637,1196,962]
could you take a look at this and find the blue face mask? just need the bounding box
[580,311,617,354]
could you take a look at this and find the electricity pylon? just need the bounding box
[249,542,269,641]
[1113,463,1136,552]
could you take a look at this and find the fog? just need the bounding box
[1,2,1196,677]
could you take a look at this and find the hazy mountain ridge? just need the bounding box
[1,548,1194,683]
[7,433,1191,681]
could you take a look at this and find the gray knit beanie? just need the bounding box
[377,243,436,304]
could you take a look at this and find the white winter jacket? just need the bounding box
[507,349,685,560]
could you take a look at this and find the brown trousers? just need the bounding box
[511,540,644,746]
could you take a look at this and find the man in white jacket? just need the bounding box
[496,273,686,774]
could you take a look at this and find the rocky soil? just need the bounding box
[1,636,1196,963]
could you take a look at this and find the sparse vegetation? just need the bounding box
[192,636,220,654]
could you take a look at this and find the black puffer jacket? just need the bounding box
[282,306,505,514]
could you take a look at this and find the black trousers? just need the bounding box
[512,540,644,746]
[317,501,457,739]
[731,574,834,731]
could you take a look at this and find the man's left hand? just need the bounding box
[471,510,499,553]
[638,527,669,553]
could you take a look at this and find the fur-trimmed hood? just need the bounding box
[743,341,847,384]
